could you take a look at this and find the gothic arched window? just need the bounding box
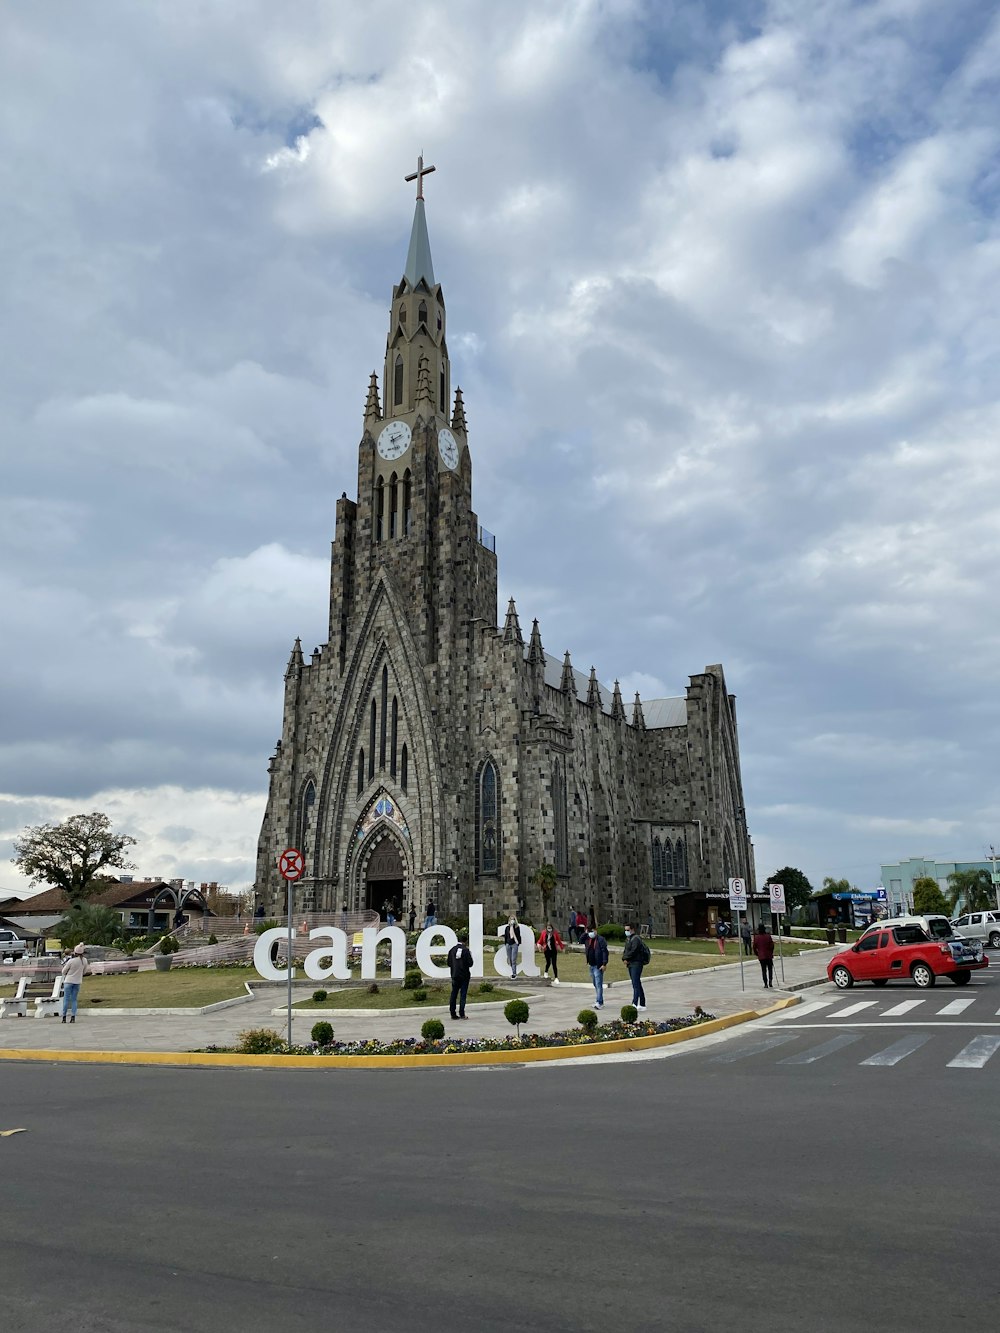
[379,666,388,768]
[390,696,398,777]
[663,838,675,889]
[439,368,446,412]
[552,760,569,876]
[368,701,376,780]
[400,743,408,792]
[389,472,398,539]
[375,477,384,543]
[393,354,403,406]
[417,301,427,327]
[298,781,315,861]
[357,749,365,796]
[403,469,412,536]
[674,838,687,888]
[476,758,500,877]
[652,837,663,888]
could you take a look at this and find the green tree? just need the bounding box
[12,811,137,906]
[51,903,123,947]
[912,876,948,914]
[768,866,813,913]
[822,877,852,895]
[946,868,995,914]
[531,863,557,916]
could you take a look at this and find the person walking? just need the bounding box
[715,917,729,954]
[567,905,577,943]
[622,924,649,1011]
[537,922,565,984]
[503,915,521,979]
[753,923,775,988]
[740,920,752,956]
[408,902,417,932]
[583,927,609,1009]
[60,943,88,1023]
[447,934,474,1019]
[424,900,436,928]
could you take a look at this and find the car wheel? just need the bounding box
[911,962,935,988]
[872,978,889,987]
[989,932,1000,949]
[949,970,971,986]
[831,965,854,989]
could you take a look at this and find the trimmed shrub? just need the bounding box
[312,989,328,1002]
[421,1018,445,1041]
[310,1020,334,1046]
[403,969,423,990]
[620,1004,638,1023]
[207,934,218,945]
[477,981,495,994]
[577,1008,599,1032]
[236,1028,287,1054]
[412,989,428,1002]
[504,999,530,1036]
[597,923,626,941]
[367,982,380,995]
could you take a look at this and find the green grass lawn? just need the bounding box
[293,984,525,1011]
[69,967,251,1008]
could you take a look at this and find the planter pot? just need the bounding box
[154,954,173,971]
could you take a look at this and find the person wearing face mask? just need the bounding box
[503,914,522,979]
[583,926,609,1008]
[537,921,565,984]
[622,924,649,1011]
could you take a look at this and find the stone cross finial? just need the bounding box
[405,153,436,201]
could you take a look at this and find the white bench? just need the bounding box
[0,978,29,1018]
[34,976,63,1018]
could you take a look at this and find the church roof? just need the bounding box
[404,199,435,288]
[530,649,686,727]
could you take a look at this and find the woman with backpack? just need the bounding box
[622,924,649,1011]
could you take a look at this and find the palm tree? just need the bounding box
[946,869,995,914]
[531,863,558,918]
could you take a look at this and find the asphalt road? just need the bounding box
[4,979,1000,1332]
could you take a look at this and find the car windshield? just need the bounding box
[893,925,929,945]
[924,919,952,939]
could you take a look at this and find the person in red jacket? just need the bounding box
[537,922,565,984]
[752,923,775,988]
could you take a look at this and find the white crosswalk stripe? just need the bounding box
[779,1032,864,1064]
[880,999,925,1017]
[710,1033,799,1063]
[860,1034,932,1066]
[936,998,975,1016]
[827,1000,879,1018]
[947,1036,1000,1069]
[782,999,834,1019]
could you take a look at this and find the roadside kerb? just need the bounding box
[0,995,799,1070]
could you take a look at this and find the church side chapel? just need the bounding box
[256,160,754,934]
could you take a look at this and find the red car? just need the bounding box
[827,923,988,989]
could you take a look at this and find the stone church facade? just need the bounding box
[255,189,754,932]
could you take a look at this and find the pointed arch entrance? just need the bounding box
[364,834,405,917]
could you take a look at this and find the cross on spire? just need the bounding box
[405,153,436,201]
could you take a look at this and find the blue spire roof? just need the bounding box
[403,199,435,288]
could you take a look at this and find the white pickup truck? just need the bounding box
[950,911,1000,950]
[0,928,28,959]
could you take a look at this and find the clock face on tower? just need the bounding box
[377,420,412,460]
[438,428,459,470]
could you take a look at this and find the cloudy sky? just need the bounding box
[2,0,999,899]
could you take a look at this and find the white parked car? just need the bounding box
[950,911,1000,950]
[0,928,28,959]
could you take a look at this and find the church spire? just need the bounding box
[364,371,381,426]
[611,680,626,721]
[632,691,646,730]
[403,195,435,288]
[452,386,467,433]
[502,597,523,646]
[586,667,602,710]
[527,618,544,665]
[285,637,304,680]
[560,650,575,695]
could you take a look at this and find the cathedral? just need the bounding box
[255,166,755,934]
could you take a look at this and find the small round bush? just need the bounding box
[403,969,423,990]
[367,982,380,995]
[310,1020,334,1046]
[412,989,428,1002]
[236,1027,287,1054]
[620,1004,638,1023]
[504,999,530,1034]
[207,934,218,945]
[477,981,494,994]
[421,1018,445,1041]
[312,989,328,1003]
[577,1008,599,1032]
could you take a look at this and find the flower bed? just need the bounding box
[205,1010,715,1058]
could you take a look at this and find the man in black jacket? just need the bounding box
[447,934,474,1019]
[583,928,609,1008]
[622,925,648,1011]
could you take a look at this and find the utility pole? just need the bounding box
[989,845,1000,911]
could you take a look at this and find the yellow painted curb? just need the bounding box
[0,997,798,1070]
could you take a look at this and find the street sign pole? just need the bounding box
[776,913,785,984]
[768,883,786,985]
[728,878,748,992]
[278,847,306,1048]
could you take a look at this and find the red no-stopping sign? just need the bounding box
[278,847,305,881]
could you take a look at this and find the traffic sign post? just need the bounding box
[769,883,786,984]
[728,878,747,991]
[278,847,306,1047]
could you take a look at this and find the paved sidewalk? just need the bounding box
[0,944,836,1054]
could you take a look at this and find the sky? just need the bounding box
[2,0,999,900]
